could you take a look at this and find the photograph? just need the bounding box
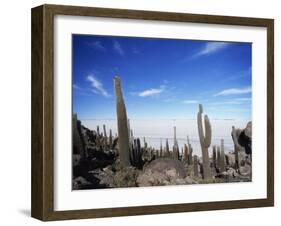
[72,34,252,190]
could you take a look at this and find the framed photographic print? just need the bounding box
[31,4,274,221]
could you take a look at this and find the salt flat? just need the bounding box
[82,118,249,155]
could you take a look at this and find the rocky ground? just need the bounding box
[72,114,252,190]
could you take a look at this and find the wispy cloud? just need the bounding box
[214,86,251,96]
[73,84,81,90]
[138,85,165,97]
[207,97,251,106]
[113,40,124,56]
[182,100,198,104]
[87,41,106,52]
[194,42,230,58]
[225,67,252,81]
[86,75,110,97]
[235,97,251,101]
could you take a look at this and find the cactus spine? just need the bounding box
[114,76,130,167]
[197,104,212,179]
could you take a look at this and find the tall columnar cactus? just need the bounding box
[216,146,221,170]
[114,76,130,167]
[188,145,193,165]
[173,126,179,159]
[220,139,226,172]
[185,136,193,165]
[72,113,86,159]
[231,126,242,170]
[212,145,217,168]
[96,125,101,148]
[173,126,177,146]
[143,137,148,149]
[165,139,170,157]
[160,138,163,157]
[103,124,107,149]
[193,155,199,177]
[184,144,189,161]
[109,129,113,149]
[197,104,212,179]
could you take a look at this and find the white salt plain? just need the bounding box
[82,119,250,156]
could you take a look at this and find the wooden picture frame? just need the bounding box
[31,4,274,221]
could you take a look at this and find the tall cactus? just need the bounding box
[212,145,216,168]
[173,126,179,159]
[114,76,130,167]
[184,144,189,161]
[220,139,226,172]
[231,126,242,170]
[103,124,107,149]
[165,139,170,157]
[160,138,163,157]
[109,129,113,149]
[193,155,199,177]
[216,146,221,170]
[197,104,212,179]
[186,136,193,165]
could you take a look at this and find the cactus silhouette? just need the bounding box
[220,139,226,172]
[193,155,199,177]
[231,126,242,170]
[197,104,212,179]
[114,76,130,167]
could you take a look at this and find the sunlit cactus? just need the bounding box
[193,155,199,177]
[160,138,163,157]
[109,129,113,149]
[216,145,221,170]
[173,126,179,159]
[114,76,130,167]
[212,145,216,168]
[197,104,212,179]
[231,126,242,170]
[165,138,170,157]
[220,139,226,172]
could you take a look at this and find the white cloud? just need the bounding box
[86,75,110,97]
[73,84,80,90]
[214,87,252,96]
[113,40,124,56]
[88,41,106,52]
[138,85,165,97]
[182,100,198,104]
[194,42,229,58]
[235,97,251,101]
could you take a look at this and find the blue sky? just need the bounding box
[72,35,252,120]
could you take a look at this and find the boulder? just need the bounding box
[136,158,196,186]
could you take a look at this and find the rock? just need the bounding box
[73,154,81,167]
[143,158,187,178]
[72,176,91,189]
[136,158,196,186]
[239,164,251,176]
[90,165,139,188]
[238,121,252,155]
[226,151,247,168]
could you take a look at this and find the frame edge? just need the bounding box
[31,5,44,221]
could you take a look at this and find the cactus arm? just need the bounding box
[204,115,212,148]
